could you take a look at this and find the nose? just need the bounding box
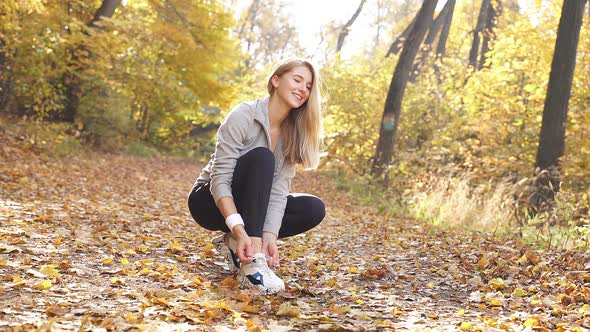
[298,83,307,95]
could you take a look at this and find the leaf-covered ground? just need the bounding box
[1,144,590,331]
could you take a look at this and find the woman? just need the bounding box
[188,58,326,295]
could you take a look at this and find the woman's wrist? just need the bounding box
[225,213,244,232]
[232,224,248,239]
[262,231,277,242]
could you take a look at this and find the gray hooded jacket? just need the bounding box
[194,97,296,235]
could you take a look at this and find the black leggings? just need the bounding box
[188,147,325,238]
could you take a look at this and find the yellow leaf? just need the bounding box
[347,266,360,273]
[329,303,351,314]
[489,298,504,307]
[513,287,528,297]
[12,275,24,285]
[523,317,539,327]
[456,309,465,317]
[36,280,52,290]
[242,305,261,313]
[460,322,472,330]
[40,265,60,278]
[488,278,505,290]
[326,278,337,287]
[391,307,403,315]
[427,281,436,288]
[427,313,439,319]
[579,304,590,316]
[276,303,300,318]
[137,246,150,253]
[111,277,125,285]
[357,313,372,320]
[0,260,7,266]
[102,257,113,265]
[485,317,497,326]
[120,258,130,265]
[125,313,138,324]
[201,242,214,255]
[139,267,150,275]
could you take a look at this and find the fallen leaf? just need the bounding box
[276,303,300,318]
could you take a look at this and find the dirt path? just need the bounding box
[1,147,589,331]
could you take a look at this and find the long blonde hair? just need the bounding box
[267,58,323,169]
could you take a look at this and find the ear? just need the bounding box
[271,75,280,88]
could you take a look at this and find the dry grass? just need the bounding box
[408,175,516,233]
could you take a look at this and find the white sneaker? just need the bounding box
[239,253,285,295]
[212,234,240,273]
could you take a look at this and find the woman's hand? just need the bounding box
[233,225,254,263]
[262,232,280,268]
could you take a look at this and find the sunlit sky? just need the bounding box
[232,0,543,59]
[234,0,379,58]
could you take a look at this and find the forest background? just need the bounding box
[1,0,589,251]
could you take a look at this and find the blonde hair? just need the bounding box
[266,58,323,169]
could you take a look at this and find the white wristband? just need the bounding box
[225,213,244,232]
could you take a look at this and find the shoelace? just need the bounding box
[252,255,276,280]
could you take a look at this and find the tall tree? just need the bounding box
[386,16,416,57]
[372,0,438,179]
[412,0,456,78]
[336,0,367,53]
[535,0,587,171]
[479,0,501,69]
[435,0,456,60]
[62,0,121,122]
[0,3,18,112]
[0,35,10,111]
[235,0,304,71]
[468,0,491,69]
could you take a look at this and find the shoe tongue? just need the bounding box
[253,253,266,260]
[252,253,267,266]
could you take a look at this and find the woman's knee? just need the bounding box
[187,187,225,232]
[309,196,326,225]
[242,147,275,168]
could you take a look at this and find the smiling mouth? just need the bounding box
[292,93,303,100]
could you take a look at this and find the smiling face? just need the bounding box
[270,64,314,110]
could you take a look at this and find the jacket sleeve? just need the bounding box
[263,161,296,236]
[209,105,252,204]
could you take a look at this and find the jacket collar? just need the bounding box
[253,97,270,129]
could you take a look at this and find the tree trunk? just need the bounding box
[535,0,586,170]
[386,15,416,57]
[0,37,11,112]
[435,0,456,60]
[89,0,120,27]
[411,0,456,79]
[372,0,438,180]
[478,0,501,69]
[336,0,366,53]
[468,0,491,70]
[62,0,121,122]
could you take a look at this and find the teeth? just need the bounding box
[293,93,302,100]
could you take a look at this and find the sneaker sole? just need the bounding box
[239,275,284,295]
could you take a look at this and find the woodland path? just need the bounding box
[1,145,589,331]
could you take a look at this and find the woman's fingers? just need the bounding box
[267,243,280,268]
[237,238,253,263]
